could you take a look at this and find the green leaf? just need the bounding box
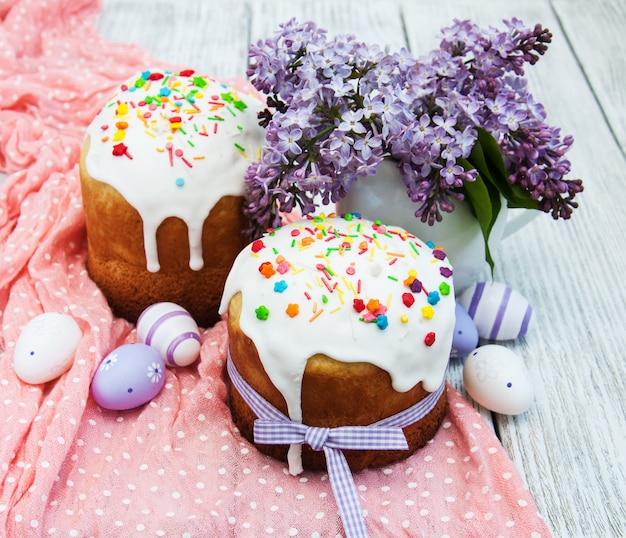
[458,157,499,273]
[458,158,493,233]
[476,128,508,179]
[460,128,545,274]
[475,128,539,211]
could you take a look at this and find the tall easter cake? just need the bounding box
[219,214,455,473]
[80,69,266,326]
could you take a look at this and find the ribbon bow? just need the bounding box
[227,353,446,538]
[255,420,408,452]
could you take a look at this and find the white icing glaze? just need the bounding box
[84,69,266,272]
[219,214,455,425]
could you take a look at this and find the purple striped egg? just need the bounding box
[457,282,533,341]
[137,302,201,367]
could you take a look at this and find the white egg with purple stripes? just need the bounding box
[457,281,533,341]
[137,302,201,367]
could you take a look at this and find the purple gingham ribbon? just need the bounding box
[227,352,446,538]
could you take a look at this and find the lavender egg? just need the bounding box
[13,312,82,384]
[91,343,165,410]
[137,302,201,367]
[451,302,479,358]
[463,344,534,415]
[458,281,533,341]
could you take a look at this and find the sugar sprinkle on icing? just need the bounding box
[220,214,455,424]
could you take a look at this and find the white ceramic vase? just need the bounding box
[336,159,512,294]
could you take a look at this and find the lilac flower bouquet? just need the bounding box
[243,18,583,268]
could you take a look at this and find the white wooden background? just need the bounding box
[9,0,626,536]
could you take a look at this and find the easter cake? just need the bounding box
[219,214,455,473]
[80,69,266,327]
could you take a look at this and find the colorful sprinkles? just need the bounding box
[100,69,254,186]
[247,213,454,345]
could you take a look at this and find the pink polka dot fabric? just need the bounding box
[0,0,551,536]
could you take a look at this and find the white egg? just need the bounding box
[13,312,82,384]
[458,281,533,340]
[136,302,201,367]
[463,344,534,415]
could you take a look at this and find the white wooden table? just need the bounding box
[91,0,626,536]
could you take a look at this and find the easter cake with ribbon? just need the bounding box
[219,213,456,475]
[80,69,266,326]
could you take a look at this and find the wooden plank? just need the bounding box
[248,0,407,51]
[401,1,626,536]
[553,0,626,154]
[95,0,252,77]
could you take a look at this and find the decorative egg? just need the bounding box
[457,281,533,340]
[450,302,479,358]
[463,344,534,415]
[136,302,201,367]
[13,312,82,384]
[91,343,165,410]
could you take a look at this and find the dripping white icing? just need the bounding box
[220,215,455,428]
[84,69,266,272]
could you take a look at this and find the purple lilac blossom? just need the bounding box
[244,17,582,237]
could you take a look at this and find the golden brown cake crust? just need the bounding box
[79,137,248,327]
[226,292,448,472]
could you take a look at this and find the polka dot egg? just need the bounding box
[137,302,201,367]
[463,344,534,415]
[91,343,165,410]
